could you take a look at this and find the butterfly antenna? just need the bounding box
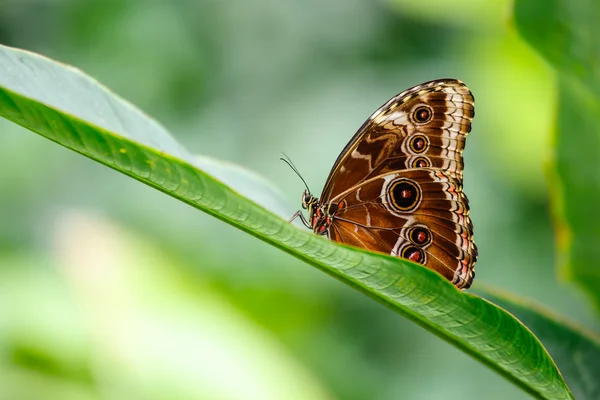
[280,154,311,193]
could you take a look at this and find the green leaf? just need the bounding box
[192,154,291,219]
[0,44,574,399]
[514,0,600,310]
[473,286,600,400]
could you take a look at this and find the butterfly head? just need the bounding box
[299,190,331,235]
[302,190,319,209]
[301,190,319,213]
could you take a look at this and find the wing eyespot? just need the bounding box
[412,105,433,124]
[408,135,429,154]
[400,244,426,264]
[388,178,421,212]
[411,156,430,168]
[408,225,432,247]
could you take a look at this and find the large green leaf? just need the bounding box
[514,0,600,310]
[473,286,600,400]
[0,44,573,399]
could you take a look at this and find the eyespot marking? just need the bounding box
[389,178,421,212]
[408,225,432,247]
[413,105,433,124]
[411,156,431,168]
[409,135,429,154]
[400,245,425,264]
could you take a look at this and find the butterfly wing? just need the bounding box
[328,169,476,289]
[320,79,474,202]
[321,79,476,288]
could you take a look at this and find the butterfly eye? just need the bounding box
[301,191,311,209]
[413,106,433,123]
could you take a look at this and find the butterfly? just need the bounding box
[289,79,477,289]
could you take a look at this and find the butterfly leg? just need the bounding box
[289,210,312,229]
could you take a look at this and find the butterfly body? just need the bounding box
[292,79,477,289]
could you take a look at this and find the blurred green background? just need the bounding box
[0,0,597,399]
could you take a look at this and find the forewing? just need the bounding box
[320,79,474,202]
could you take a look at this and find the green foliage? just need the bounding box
[514,0,600,310]
[1,0,599,398]
[474,286,600,400]
[0,43,584,400]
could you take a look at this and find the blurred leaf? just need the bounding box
[2,369,96,400]
[0,44,574,399]
[51,211,331,400]
[391,0,508,30]
[474,286,600,400]
[514,0,600,310]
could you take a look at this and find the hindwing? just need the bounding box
[328,169,476,289]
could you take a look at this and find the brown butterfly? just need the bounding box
[289,79,477,289]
